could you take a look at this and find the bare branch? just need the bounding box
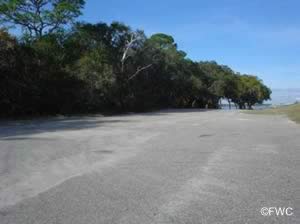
[121,33,139,72]
[128,64,152,80]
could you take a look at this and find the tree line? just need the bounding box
[0,0,271,117]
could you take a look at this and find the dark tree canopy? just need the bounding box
[0,17,272,116]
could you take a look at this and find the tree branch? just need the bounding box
[128,64,152,80]
[121,33,138,72]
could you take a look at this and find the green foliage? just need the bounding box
[234,75,271,109]
[0,0,85,38]
[0,18,272,116]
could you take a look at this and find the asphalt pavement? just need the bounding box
[0,109,299,224]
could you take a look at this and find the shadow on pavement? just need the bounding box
[0,108,214,139]
[0,118,134,139]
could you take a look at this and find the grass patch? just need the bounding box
[246,103,300,124]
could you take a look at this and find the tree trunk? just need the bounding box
[228,99,231,110]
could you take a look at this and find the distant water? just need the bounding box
[268,88,300,106]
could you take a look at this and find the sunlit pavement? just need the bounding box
[0,110,299,224]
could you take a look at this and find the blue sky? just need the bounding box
[81,0,300,89]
